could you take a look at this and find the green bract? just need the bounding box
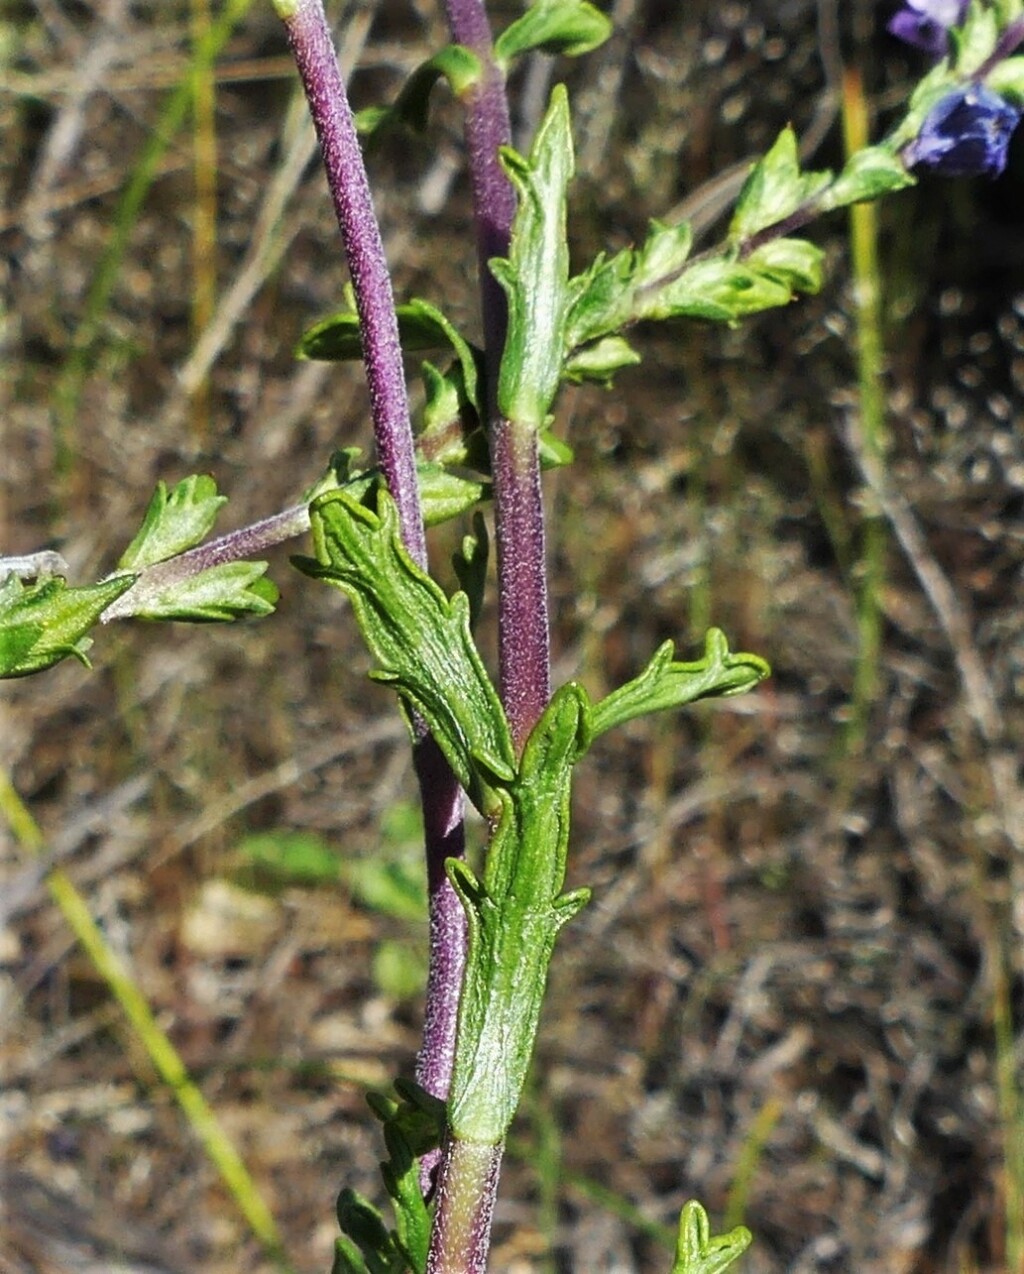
[729,127,831,243]
[820,146,915,211]
[953,1,1000,73]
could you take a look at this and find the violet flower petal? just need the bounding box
[887,0,968,55]
[904,83,1023,177]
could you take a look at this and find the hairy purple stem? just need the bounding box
[423,1,552,1268]
[100,502,311,622]
[280,0,469,1149]
[446,1,517,375]
[413,734,467,1191]
[281,0,425,566]
[444,0,552,752]
[490,422,550,751]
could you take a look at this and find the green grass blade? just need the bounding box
[0,770,291,1270]
[841,65,889,759]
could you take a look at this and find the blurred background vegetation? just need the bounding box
[2,0,1023,1270]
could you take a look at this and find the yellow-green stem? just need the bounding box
[841,65,888,758]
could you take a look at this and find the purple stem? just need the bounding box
[490,424,551,752]
[280,0,469,1141]
[444,0,552,753]
[282,0,425,567]
[426,1,553,1268]
[100,501,312,622]
[413,734,468,1191]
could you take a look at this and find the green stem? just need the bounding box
[426,1138,503,1274]
[841,65,888,758]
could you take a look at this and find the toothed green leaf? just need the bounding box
[118,475,227,571]
[297,487,516,817]
[492,85,574,430]
[0,573,135,678]
[670,1201,752,1274]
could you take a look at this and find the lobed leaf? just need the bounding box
[0,573,136,678]
[371,1082,443,1271]
[670,1201,752,1274]
[564,220,694,353]
[588,629,770,740]
[118,475,227,571]
[117,560,278,622]
[446,683,592,1142]
[651,256,794,322]
[298,487,516,816]
[492,85,575,430]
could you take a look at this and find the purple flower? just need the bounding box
[903,83,1022,176]
[888,0,968,56]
